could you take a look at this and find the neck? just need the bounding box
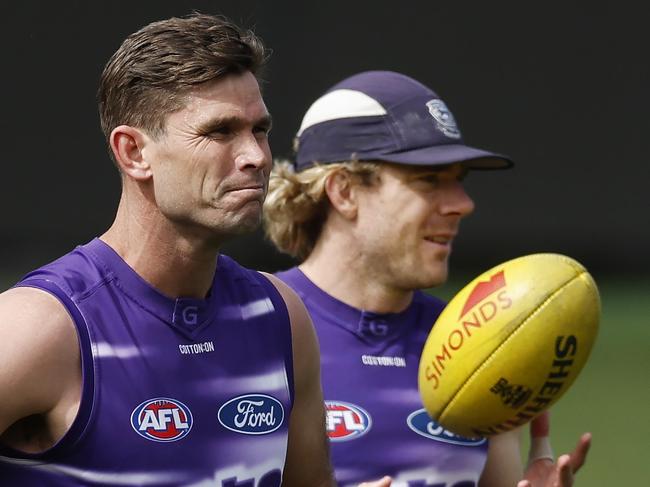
[299,226,414,314]
[101,191,219,299]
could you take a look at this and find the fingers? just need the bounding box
[358,476,392,487]
[530,410,550,438]
[528,411,554,469]
[557,454,574,486]
[569,432,592,472]
[521,427,592,487]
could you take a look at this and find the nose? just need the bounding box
[440,180,475,218]
[234,134,271,172]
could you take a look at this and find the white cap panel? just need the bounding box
[297,89,387,135]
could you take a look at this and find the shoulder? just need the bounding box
[0,286,76,346]
[259,274,324,416]
[260,273,318,363]
[260,272,311,328]
[273,267,302,288]
[0,287,79,428]
[18,243,108,299]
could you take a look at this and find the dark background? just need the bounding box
[2,1,647,282]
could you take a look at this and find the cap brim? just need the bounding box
[370,144,513,170]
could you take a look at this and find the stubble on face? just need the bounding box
[147,72,272,242]
[353,164,470,293]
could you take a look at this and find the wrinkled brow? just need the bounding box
[196,114,273,134]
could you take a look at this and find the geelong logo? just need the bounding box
[218,394,284,435]
[131,397,193,442]
[426,99,461,139]
[325,401,371,442]
[407,409,486,446]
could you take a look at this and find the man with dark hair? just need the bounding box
[264,70,591,487]
[0,13,333,486]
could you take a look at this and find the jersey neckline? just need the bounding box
[277,266,426,342]
[83,238,222,337]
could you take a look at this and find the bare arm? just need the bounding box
[263,273,335,487]
[0,287,81,452]
[479,428,524,487]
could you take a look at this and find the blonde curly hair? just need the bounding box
[263,160,379,259]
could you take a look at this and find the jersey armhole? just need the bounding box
[6,279,96,460]
[255,273,296,410]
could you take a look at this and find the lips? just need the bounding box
[222,182,267,202]
[424,234,456,245]
[226,184,264,193]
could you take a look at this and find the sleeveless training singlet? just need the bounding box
[276,267,488,487]
[0,238,294,487]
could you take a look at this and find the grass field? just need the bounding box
[1,271,647,484]
[431,275,650,485]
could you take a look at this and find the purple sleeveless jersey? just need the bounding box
[0,238,294,486]
[276,268,488,487]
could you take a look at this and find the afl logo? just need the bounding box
[325,400,372,442]
[218,394,284,435]
[407,409,486,446]
[130,397,193,442]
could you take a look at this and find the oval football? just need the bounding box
[417,253,600,438]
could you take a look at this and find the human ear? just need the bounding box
[324,170,358,220]
[109,125,152,181]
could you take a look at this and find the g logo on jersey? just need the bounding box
[407,409,486,446]
[325,400,372,442]
[131,397,193,442]
[218,394,284,435]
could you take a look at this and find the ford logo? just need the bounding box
[218,394,284,435]
[407,409,486,446]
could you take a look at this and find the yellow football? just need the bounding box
[418,253,600,438]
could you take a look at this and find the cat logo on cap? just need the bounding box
[426,99,461,139]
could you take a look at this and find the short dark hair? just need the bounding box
[98,13,268,147]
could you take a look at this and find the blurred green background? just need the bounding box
[430,274,649,485]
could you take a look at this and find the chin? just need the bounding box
[419,265,449,289]
[198,214,261,245]
[223,213,262,236]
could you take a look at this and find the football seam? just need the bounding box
[439,270,587,423]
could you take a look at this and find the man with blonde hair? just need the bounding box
[264,70,591,487]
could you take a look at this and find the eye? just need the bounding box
[253,124,272,138]
[417,174,440,186]
[199,121,236,140]
[208,125,233,138]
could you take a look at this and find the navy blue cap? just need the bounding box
[294,70,513,171]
